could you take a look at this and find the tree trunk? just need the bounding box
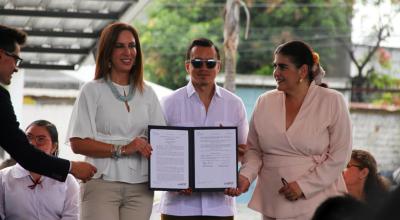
[351,76,367,102]
[223,0,240,93]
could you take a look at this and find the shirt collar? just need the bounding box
[186,81,222,98]
[186,81,196,97]
[308,80,318,94]
[11,163,31,179]
[215,84,222,97]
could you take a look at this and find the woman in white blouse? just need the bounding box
[66,22,165,220]
[0,120,79,220]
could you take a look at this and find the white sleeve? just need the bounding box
[149,87,166,127]
[142,87,166,138]
[237,100,249,145]
[66,82,98,142]
[60,175,80,220]
[0,171,5,220]
[239,97,264,183]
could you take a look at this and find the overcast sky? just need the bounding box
[352,0,400,48]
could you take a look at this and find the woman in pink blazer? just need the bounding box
[226,41,352,219]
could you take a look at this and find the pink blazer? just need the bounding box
[240,82,352,218]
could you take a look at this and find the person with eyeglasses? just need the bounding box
[0,24,97,183]
[66,22,165,220]
[2,50,23,69]
[158,38,248,220]
[0,120,79,220]
[225,41,352,220]
[343,149,389,206]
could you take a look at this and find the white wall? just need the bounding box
[9,69,24,123]
[351,109,400,171]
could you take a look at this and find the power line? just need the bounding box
[142,40,350,56]
[159,2,353,8]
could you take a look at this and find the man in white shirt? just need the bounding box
[159,38,249,220]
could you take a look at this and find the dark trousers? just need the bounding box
[161,214,234,220]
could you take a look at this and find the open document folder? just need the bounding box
[148,126,238,192]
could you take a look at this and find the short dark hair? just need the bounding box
[185,38,220,60]
[312,195,370,220]
[0,24,27,52]
[26,120,59,157]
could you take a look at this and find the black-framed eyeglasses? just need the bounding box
[189,59,218,69]
[3,50,23,67]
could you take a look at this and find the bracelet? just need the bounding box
[116,145,123,158]
[111,145,127,159]
[111,145,120,159]
[120,145,126,156]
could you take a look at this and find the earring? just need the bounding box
[299,78,303,83]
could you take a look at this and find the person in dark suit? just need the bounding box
[0,24,97,182]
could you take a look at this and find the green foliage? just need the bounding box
[134,0,223,89]
[254,64,273,76]
[372,92,400,106]
[368,72,399,89]
[237,0,352,76]
[134,0,352,89]
[367,71,400,105]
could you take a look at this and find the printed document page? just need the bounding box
[150,129,189,189]
[194,129,237,188]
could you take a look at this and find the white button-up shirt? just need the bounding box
[159,81,248,216]
[0,164,79,220]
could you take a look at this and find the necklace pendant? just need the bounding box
[124,100,130,112]
[122,89,131,112]
[106,79,135,106]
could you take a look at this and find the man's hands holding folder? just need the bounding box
[179,188,193,195]
[224,174,250,197]
[224,144,249,196]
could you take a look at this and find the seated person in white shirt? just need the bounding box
[0,120,79,220]
[159,38,249,220]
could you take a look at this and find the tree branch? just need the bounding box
[358,25,389,74]
[337,37,362,72]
